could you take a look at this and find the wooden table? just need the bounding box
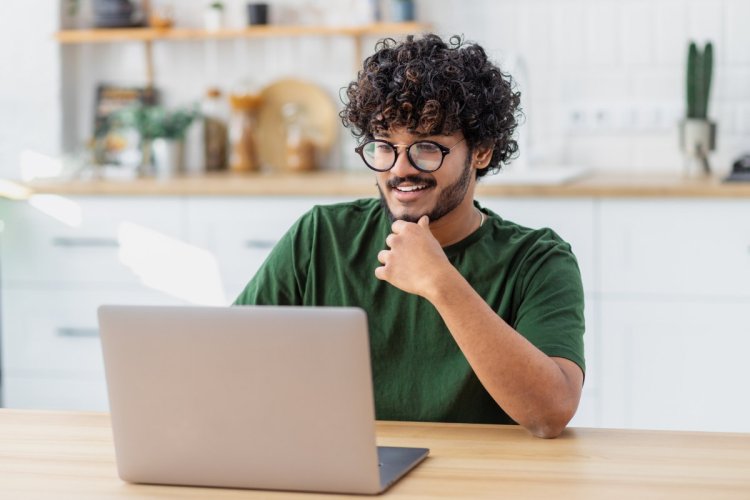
[1,410,749,499]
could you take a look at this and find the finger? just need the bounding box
[391,219,408,233]
[385,233,396,248]
[377,249,390,264]
[418,215,430,228]
[374,265,387,281]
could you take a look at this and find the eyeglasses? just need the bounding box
[354,137,466,173]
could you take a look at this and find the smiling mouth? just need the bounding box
[393,183,430,193]
[388,176,435,194]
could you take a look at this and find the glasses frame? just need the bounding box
[354,137,466,173]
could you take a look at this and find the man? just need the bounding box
[235,34,584,438]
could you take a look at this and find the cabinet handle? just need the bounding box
[51,237,119,248]
[244,239,277,250]
[56,328,99,338]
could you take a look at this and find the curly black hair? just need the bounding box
[340,33,521,177]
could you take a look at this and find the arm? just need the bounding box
[375,216,583,438]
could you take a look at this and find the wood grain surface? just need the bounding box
[1,409,748,499]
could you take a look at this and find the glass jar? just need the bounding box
[282,103,315,171]
[229,91,262,172]
[202,87,229,171]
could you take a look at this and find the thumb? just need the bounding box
[418,215,430,228]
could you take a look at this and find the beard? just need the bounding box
[378,155,474,224]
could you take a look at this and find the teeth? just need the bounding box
[396,185,427,192]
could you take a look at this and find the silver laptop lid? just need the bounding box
[98,305,382,494]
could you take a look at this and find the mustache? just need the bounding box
[386,175,436,189]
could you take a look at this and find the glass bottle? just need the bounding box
[229,89,261,172]
[202,87,229,171]
[282,103,315,171]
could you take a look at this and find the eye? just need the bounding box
[414,142,441,154]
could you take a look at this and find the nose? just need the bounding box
[389,146,420,177]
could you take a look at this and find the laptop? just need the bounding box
[97,305,428,495]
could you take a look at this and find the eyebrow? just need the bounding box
[374,133,444,140]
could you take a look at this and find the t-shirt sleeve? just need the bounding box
[513,232,586,374]
[233,211,313,306]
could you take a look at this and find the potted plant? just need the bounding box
[115,104,199,177]
[680,41,715,176]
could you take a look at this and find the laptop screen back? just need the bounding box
[98,305,382,494]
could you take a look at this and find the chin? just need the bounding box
[381,200,422,223]
[396,212,423,223]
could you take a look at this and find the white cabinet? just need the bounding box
[599,298,750,432]
[0,197,189,410]
[597,198,750,432]
[2,196,186,287]
[2,289,187,411]
[599,199,750,297]
[5,193,748,432]
[185,196,350,300]
[0,195,350,410]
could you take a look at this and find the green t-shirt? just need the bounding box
[234,198,585,424]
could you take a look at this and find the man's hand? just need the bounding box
[375,215,456,298]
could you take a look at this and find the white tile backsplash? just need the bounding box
[738,105,750,136]
[620,1,654,66]
[585,1,619,67]
[1,0,749,179]
[716,68,750,102]
[687,0,725,55]
[654,1,688,65]
[725,0,750,64]
[553,0,586,68]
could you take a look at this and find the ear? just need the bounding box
[471,144,493,171]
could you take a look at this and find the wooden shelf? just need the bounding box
[55,22,431,44]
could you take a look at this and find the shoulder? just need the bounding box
[309,197,381,218]
[300,198,383,227]
[482,206,573,255]
[290,198,385,238]
[480,206,580,284]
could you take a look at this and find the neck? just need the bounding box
[428,195,481,247]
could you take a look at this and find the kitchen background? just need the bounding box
[1,0,750,178]
[1,1,749,433]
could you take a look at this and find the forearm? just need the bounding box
[426,267,582,438]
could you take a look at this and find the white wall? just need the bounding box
[1,0,749,178]
[0,1,62,179]
[425,0,750,174]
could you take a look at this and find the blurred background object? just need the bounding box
[680,41,715,176]
[246,2,269,26]
[92,0,144,27]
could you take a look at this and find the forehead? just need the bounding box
[375,127,461,141]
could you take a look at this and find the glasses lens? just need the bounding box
[362,140,395,171]
[408,141,444,172]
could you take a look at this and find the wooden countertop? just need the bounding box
[2,409,749,499]
[7,170,750,198]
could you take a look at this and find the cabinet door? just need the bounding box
[3,377,109,412]
[599,199,750,297]
[1,196,186,286]
[2,288,187,410]
[569,292,599,428]
[600,299,750,432]
[186,196,351,300]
